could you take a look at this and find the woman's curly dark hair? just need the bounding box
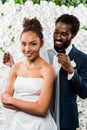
[21,17,43,44]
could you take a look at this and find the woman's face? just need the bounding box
[21,31,42,61]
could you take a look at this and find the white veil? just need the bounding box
[40,46,50,63]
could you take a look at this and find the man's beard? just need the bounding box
[54,39,71,52]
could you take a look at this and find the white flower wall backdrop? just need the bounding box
[0,1,87,130]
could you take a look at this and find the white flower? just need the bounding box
[71,60,76,68]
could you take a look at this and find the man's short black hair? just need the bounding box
[56,14,80,35]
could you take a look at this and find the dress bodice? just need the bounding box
[14,76,43,101]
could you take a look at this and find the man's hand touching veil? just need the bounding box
[3,52,14,67]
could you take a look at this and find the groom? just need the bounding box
[3,14,87,130]
[48,14,87,130]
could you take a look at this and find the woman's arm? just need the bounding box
[1,64,55,116]
[2,103,20,111]
[1,64,18,110]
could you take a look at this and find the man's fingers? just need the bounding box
[4,52,10,58]
[3,52,10,63]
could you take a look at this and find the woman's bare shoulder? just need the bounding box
[42,59,53,69]
[41,61,55,78]
[12,62,21,68]
[10,62,23,72]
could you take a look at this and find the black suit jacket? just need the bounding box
[48,45,87,129]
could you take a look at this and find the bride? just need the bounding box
[1,17,57,130]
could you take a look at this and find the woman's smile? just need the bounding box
[25,52,34,57]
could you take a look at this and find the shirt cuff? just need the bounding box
[68,71,74,80]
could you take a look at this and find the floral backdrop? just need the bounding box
[0,0,87,130]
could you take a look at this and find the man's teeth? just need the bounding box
[56,41,62,45]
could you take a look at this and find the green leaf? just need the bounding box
[19,0,23,4]
[0,47,5,52]
[1,0,87,6]
[32,0,40,4]
[11,37,15,43]
[1,13,4,16]
[54,17,58,21]
[66,2,71,7]
[1,0,7,4]
[14,0,19,4]
[8,25,12,29]
[55,0,58,5]
[80,26,87,30]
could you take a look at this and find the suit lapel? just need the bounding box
[68,45,75,61]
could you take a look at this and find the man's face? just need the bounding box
[53,21,74,51]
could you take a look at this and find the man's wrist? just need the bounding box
[68,67,74,74]
[68,70,74,80]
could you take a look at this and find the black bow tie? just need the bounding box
[57,49,66,54]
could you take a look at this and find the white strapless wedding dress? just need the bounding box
[9,76,57,130]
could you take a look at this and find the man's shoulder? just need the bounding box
[72,45,87,66]
[73,45,87,57]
